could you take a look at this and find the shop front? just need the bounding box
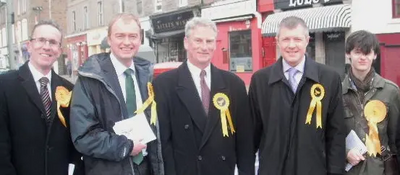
[149,7,200,63]
[87,27,108,57]
[0,47,8,68]
[65,33,88,78]
[202,0,262,85]
[262,0,351,79]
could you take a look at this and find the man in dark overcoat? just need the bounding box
[0,20,83,175]
[249,16,346,175]
[153,17,255,175]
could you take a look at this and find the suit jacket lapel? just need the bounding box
[49,71,62,124]
[19,62,46,117]
[101,55,129,119]
[176,62,207,133]
[200,65,228,149]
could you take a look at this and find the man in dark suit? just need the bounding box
[249,16,346,175]
[153,17,255,175]
[69,13,163,175]
[0,20,83,175]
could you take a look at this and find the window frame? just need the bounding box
[155,0,162,12]
[393,0,400,18]
[98,1,104,26]
[228,30,253,72]
[179,0,188,7]
[83,6,88,29]
[72,11,76,32]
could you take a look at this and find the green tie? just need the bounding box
[124,69,143,165]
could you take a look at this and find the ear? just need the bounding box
[184,36,188,50]
[275,36,280,48]
[345,53,351,61]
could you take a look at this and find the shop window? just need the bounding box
[229,30,252,72]
[141,29,144,44]
[394,0,400,18]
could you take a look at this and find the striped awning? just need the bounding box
[262,4,351,36]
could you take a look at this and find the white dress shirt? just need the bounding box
[110,53,143,108]
[282,56,306,86]
[110,53,147,155]
[28,62,52,100]
[187,60,211,101]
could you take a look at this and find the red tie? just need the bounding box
[200,70,210,115]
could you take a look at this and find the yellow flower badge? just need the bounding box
[213,93,235,137]
[305,83,325,128]
[55,86,72,127]
[134,82,157,125]
[364,100,387,157]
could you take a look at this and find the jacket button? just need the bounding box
[221,156,226,161]
[198,155,202,161]
[47,146,53,151]
[184,124,189,129]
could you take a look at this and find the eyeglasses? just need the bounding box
[30,37,61,48]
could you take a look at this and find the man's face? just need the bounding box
[108,19,141,62]
[276,25,309,67]
[27,25,62,71]
[347,48,376,73]
[184,25,216,67]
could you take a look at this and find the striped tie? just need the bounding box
[200,70,210,115]
[39,77,51,119]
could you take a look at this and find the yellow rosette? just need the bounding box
[134,82,157,125]
[364,100,386,157]
[55,86,72,127]
[213,93,235,137]
[305,84,325,128]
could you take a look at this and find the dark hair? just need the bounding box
[345,30,380,55]
[30,20,63,42]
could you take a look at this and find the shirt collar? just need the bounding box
[187,60,211,78]
[282,55,306,73]
[28,61,52,83]
[110,52,135,76]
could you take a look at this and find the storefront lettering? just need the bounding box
[151,10,195,33]
[289,0,330,7]
[327,33,341,39]
[155,19,190,31]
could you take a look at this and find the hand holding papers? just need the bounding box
[345,130,367,171]
[113,113,156,144]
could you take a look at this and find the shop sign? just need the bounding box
[202,0,256,20]
[274,0,343,10]
[151,11,194,33]
[87,28,107,46]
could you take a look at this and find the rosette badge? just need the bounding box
[213,93,235,137]
[55,86,72,127]
[364,100,387,156]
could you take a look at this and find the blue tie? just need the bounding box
[288,68,298,93]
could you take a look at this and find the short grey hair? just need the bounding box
[276,16,309,37]
[184,17,217,38]
[31,20,63,42]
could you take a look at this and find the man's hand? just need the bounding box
[130,140,146,156]
[347,148,365,166]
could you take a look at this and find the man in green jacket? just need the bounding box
[343,30,400,175]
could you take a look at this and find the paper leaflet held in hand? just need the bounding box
[345,130,367,171]
[113,113,156,144]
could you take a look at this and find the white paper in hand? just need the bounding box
[68,164,75,175]
[113,113,156,144]
[345,130,367,171]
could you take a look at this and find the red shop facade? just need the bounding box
[201,0,264,85]
[65,33,88,74]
